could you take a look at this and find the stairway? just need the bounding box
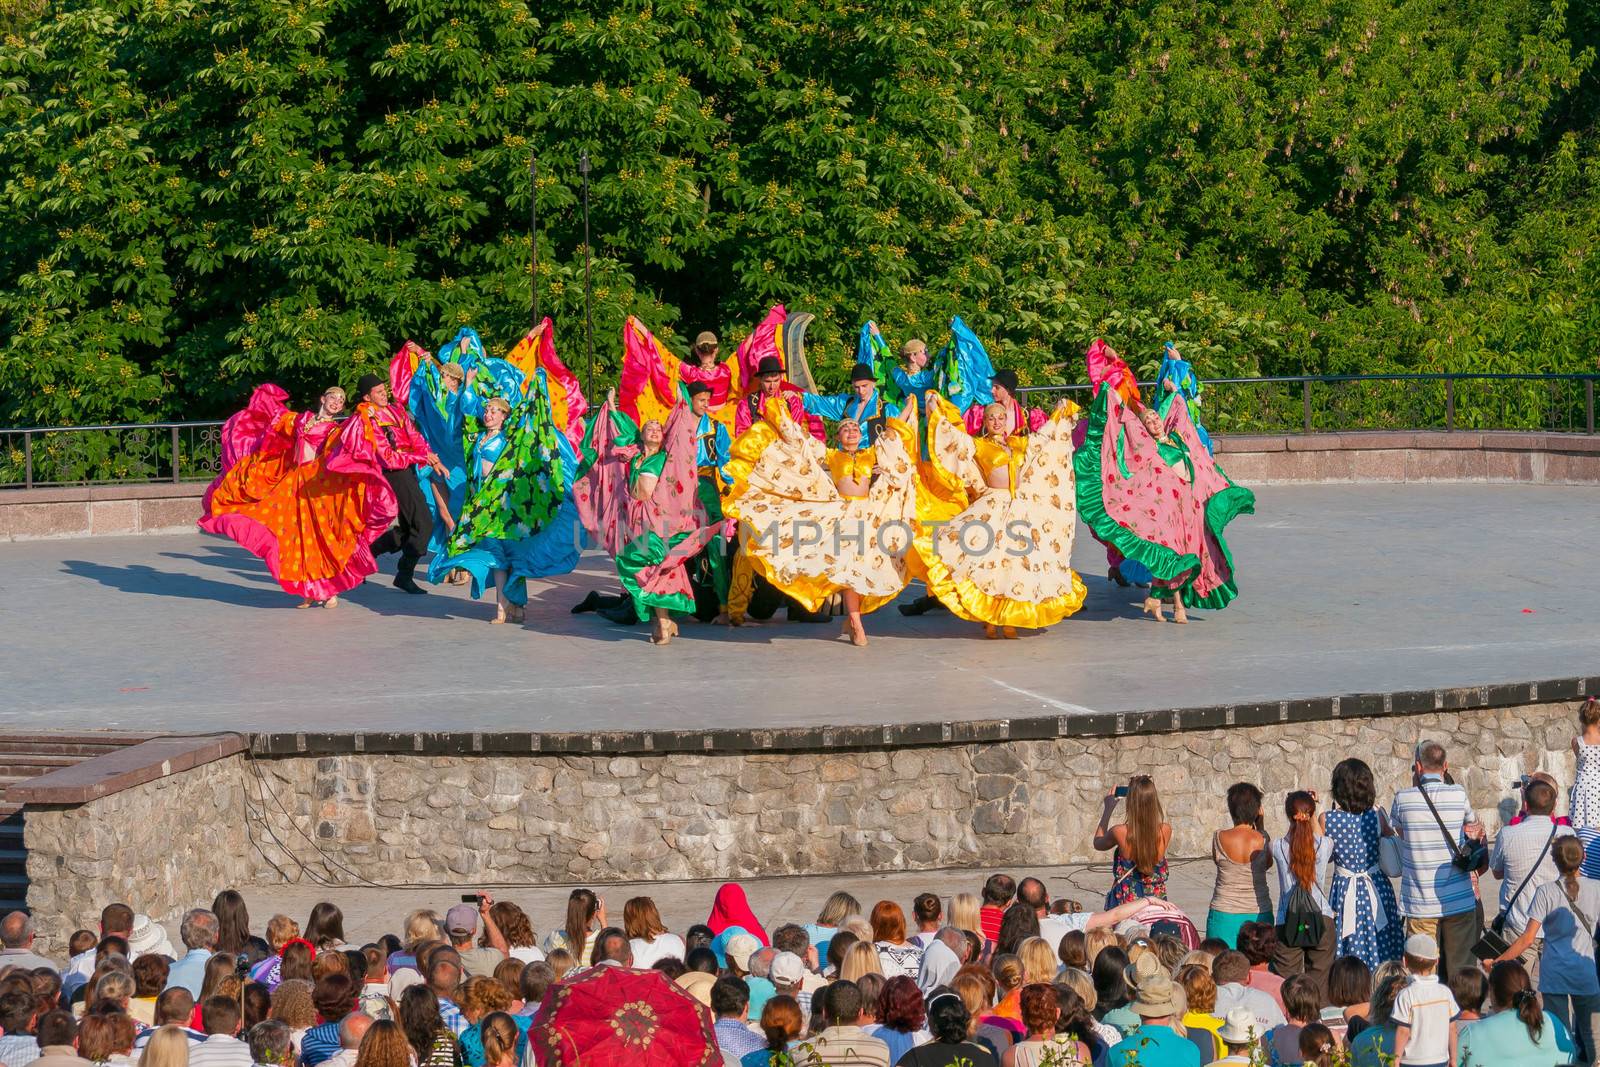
[0,733,159,912]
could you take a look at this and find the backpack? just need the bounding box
[1282,886,1326,948]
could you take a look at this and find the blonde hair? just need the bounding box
[139,1026,191,1067]
[949,894,982,937]
[839,941,884,982]
[322,386,346,401]
[899,340,927,359]
[842,917,874,943]
[816,892,861,929]
[950,973,990,1037]
[265,915,299,951]
[991,954,1024,994]
[546,949,574,980]
[1017,937,1057,985]
[1084,928,1120,970]
[404,910,442,950]
[1058,967,1097,1013]
[484,396,511,417]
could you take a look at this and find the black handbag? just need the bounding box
[1473,823,1558,960]
[1418,779,1489,873]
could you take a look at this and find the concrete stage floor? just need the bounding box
[1,483,1595,734]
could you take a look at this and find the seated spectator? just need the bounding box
[1,913,58,973]
[1056,932,1087,972]
[804,893,860,965]
[188,996,252,1067]
[910,896,943,951]
[589,929,632,969]
[267,980,314,1053]
[0,987,44,1067]
[141,1026,195,1067]
[67,933,96,960]
[458,978,529,1067]
[1107,955,1200,1067]
[1260,974,1319,1067]
[1348,972,1407,1067]
[1176,964,1224,1060]
[713,977,762,1060]
[298,975,356,1067]
[249,919,303,989]
[1298,1023,1337,1067]
[1212,950,1286,1032]
[352,1020,412,1067]
[316,1014,370,1067]
[742,995,803,1067]
[543,950,573,983]
[871,904,923,981]
[63,907,135,1003]
[396,986,454,1067]
[745,947,778,1021]
[424,953,466,1038]
[771,925,828,1008]
[35,1011,93,1067]
[1053,984,1107,1065]
[1458,960,1575,1067]
[1001,983,1073,1067]
[542,890,599,965]
[1215,1008,1261,1065]
[246,1020,295,1067]
[442,905,503,980]
[1055,968,1118,1050]
[677,948,719,1008]
[129,957,169,1027]
[166,913,220,999]
[809,980,890,1067]
[516,962,553,1020]
[1321,955,1371,1044]
[982,955,1026,1042]
[915,930,966,998]
[133,990,203,1052]
[826,933,860,980]
[866,976,929,1062]
[622,898,682,970]
[948,896,983,948]
[767,953,808,1019]
[1014,940,1055,987]
[1089,947,1136,1037]
[841,943,885,983]
[1236,923,1287,1012]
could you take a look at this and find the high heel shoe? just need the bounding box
[848,619,868,647]
[323,596,339,609]
[1141,597,1165,622]
[984,624,1001,640]
[1171,598,1188,625]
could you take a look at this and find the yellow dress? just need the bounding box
[723,397,920,614]
[915,394,1088,629]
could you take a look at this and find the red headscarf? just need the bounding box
[706,883,768,946]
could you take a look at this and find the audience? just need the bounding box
[1207,783,1273,949]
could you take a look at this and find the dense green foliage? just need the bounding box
[0,0,1595,426]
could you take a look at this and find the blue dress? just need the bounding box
[1155,347,1213,454]
[1325,809,1402,969]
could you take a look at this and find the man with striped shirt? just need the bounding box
[1389,740,1486,980]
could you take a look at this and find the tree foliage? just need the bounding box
[0,0,1594,425]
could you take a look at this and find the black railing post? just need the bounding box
[172,425,181,483]
[1302,380,1312,434]
[23,432,32,489]
[1587,380,1595,435]
[1445,378,1455,432]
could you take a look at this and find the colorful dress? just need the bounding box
[963,394,1047,437]
[915,393,1088,629]
[721,398,921,615]
[218,384,292,471]
[575,400,720,621]
[1074,343,1254,611]
[1573,739,1600,829]
[1155,345,1213,454]
[1108,853,1170,906]
[425,369,581,604]
[1326,810,1403,969]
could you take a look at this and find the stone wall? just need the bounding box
[23,754,252,952]
[241,702,1578,888]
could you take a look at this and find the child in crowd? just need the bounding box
[1391,934,1458,1067]
[1448,968,1487,1025]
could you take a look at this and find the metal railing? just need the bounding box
[3,373,1597,488]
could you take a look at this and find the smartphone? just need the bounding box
[1113,785,1129,798]
[460,893,480,903]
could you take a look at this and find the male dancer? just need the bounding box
[353,372,448,594]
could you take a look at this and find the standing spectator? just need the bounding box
[1494,834,1600,1061]
[1093,776,1173,906]
[443,903,504,980]
[978,878,1015,944]
[622,898,683,969]
[896,992,998,1067]
[0,988,43,1067]
[396,986,457,1067]
[1572,699,1600,830]
[1450,968,1487,1026]
[1212,951,1286,1032]
[909,896,943,950]
[1389,740,1485,978]
[1490,777,1571,970]
[188,997,253,1067]
[1272,792,1336,995]
[865,976,928,1061]
[0,914,58,972]
[166,913,220,998]
[870,904,922,981]
[34,1012,93,1067]
[482,904,540,966]
[1207,783,1274,948]
[711,978,763,1061]
[804,892,861,964]
[1106,955,1200,1067]
[1326,758,1403,970]
[1390,934,1457,1067]
[210,892,270,962]
[1458,961,1574,1067]
[808,980,891,1067]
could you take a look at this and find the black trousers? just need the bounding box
[371,468,432,575]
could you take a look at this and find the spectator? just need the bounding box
[1494,833,1600,1060]
[542,950,573,983]
[1208,782,1273,949]
[708,885,769,947]
[738,993,801,1067]
[1450,967,1488,1025]
[1056,932,1086,972]
[513,963,550,1022]
[978,878,1015,943]
[808,980,890,1067]
[621,898,682,969]
[316,1014,371,1067]
[1261,974,1319,1067]
[297,975,355,1067]
[1106,954,1200,1067]
[423,953,465,1039]
[1390,934,1457,1067]
[896,990,996,1067]
[68,933,97,959]
[1214,1008,1261,1066]
[248,920,303,990]
[1458,960,1574,1067]
[1491,777,1571,967]
[1297,1022,1337,1067]
[744,947,777,1021]
[396,986,454,1067]
[132,991,202,1053]
[871,903,923,980]
[187,997,252,1067]
[211,892,269,961]
[487,962,521,1013]
[0,987,44,1067]
[129,958,169,1027]
[541,890,599,965]
[441,905,503,980]
[1236,924,1287,1012]
[1176,964,1224,1060]
[768,953,808,1017]
[915,930,965,998]
[711,977,762,1061]
[245,1020,294,1067]
[771,925,827,1007]
[1,913,58,973]
[64,907,135,1002]
[841,943,884,983]
[1272,792,1336,995]
[32,970,63,1019]
[1056,968,1118,1050]
[1322,955,1371,1043]
[166,913,220,998]
[909,897,943,951]
[303,908,344,955]
[35,1012,93,1067]
[1389,740,1485,978]
[866,976,928,1061]
[127,918,173,964]
[1089,947,1135,1036]
[993,905,1038,960]
[267,981,314,1053]
[240,984,271,1032]
[139,1026,193,1067]
[804,892,861,964]
[190,956,238,1025]
[677,948,719,1008]
[1326,759,1403,971]
[1093,776,1173,907]
[92,973,137,1019]
[481,904,540,967]
[949,971,1007,1058]
[458,976,524,1067]
[1212,950,1286,1032]
[948,895,982,946]
[350,1021,410,1067]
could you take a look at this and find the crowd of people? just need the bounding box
[3,717,1600,1066]
[199,309,1253,644]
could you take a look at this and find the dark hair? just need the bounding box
[1331,758,1377,814]
[100,905,134,936]
[79,1011,137,1061]
[563,890,598,965]
[398,985,445,1060]
[313,974,355,1023]
[878,976,926,1033]
[592,928,629,963]
[1020,983,1059,1034]
[519,962,554,1005]
[982,874,1016,907]
[771,924,810,957]
[1198,937,1230,957]
[344,951,369,985]
[651,958,686,980]
[856,973,886,1019]
[1091,946,1131,1013]
[243,982,272,1029]
[154,988,194,1026]
[913,894,942,925]
[305,904,345,951]
[826,931,859,973]
[996,902,1040,957]
[1058,930,1087,970]
[1449,967,1487,1014]
[0,990,37,1032]
[927,994,970,1043]
[280,941,314,983]
[1054,985,1096,1045]
[213,890,255,955]
[1281,974,1320,1024]
[823,980,862,1024]
[1226,782,1264,827]
[1489,961,1543,1042]
[37,1009,77,1047]
[685,948,718,975]
[685,924,714,952]
[1298,1022,1336,1066]
[1016,879,1047,911]
[710,977,749,1018]
[1237,923,1276,966]
[1525,780,1558,816]
[1327,956,1371,1009]
[201,994,242,1036]
[98,936,130,961]
[131,955,170,998]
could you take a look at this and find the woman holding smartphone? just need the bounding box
[1207,782,1274,948]
[1093,776,1174,907]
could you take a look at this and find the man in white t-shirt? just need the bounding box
[1013,875,1161,953]
[1391,934,1458,1067]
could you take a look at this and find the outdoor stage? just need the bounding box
[1,482,1595,735]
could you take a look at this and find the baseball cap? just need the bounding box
[770,951,804,985]
[725,933,760,971]
[444,903,479,938]
[1403,933,1439,960]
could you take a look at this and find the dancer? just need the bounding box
[425,365,582,624]
[916,393,1088,638]
[686,381,733,621]
[620,316,738,432]
[201,382,395,608]
[852,322,938,415]
[1155,342,1213,454]
[351,353,450,595]
[963,369,1045,436]
[1074,339,1254,620]
[407,334,483,585]
[1074,341,1151,589]
[723,401,920,647]
[574,393,720,645]
[800,363,903,445]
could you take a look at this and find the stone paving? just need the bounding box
[1,483,1596,733]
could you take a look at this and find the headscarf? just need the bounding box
[917,937,962,995]
[707,883,769,945]
[708,925,749,969]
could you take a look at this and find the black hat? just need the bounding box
[991,369,1019,395]
[755,356,783,378]
[356,373,385,398]
[849,362,876,384]
[685,381,712,398]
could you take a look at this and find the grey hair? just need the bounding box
[338,1013,372,1049]
[0,911,34,948]
[935,926,968,958]
[96,972,136,1001]
[1416,740,1447,771]
[246,1020,294,1065]
[749,946,777,979]
[180,908,220,950]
